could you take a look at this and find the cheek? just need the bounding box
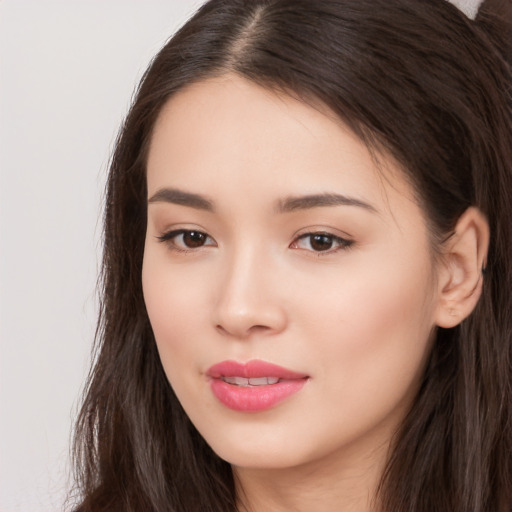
[304,254,436,409]
[141,250,209,378]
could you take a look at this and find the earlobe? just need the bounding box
[435,207,489,328]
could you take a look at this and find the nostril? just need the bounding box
[251,325,272,332]
[215,323,272,338]
[215,324,227,335]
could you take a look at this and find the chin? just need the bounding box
[211,442,307,470]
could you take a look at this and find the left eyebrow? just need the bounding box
[275,193,378,214]
[147,187,215,211]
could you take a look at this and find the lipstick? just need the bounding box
[207,360,308,412]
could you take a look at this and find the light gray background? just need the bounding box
[0,1,201,510]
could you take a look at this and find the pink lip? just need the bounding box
[207,360,309,412]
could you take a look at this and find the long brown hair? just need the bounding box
[70,1,512,510]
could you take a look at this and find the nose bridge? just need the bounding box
[213,240,286,338]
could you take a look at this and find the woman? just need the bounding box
[71,0,512,510]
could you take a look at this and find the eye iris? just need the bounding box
[310,234,333,251]
[183,231,206,248]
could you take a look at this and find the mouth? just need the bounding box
[220,376,280,386]
[206,360,309,412]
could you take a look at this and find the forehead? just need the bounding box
[146,74,418,219]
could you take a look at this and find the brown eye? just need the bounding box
[157,229,216,251]
[310,234,334,251]
[182,231,207,248]
[291,232,354,253]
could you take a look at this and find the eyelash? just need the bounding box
[291,232,354,254]
[156,229,216,253]
[156,229,354,255]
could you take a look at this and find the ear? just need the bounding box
[435,207,489,328]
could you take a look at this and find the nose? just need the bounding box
[212,246,287,339]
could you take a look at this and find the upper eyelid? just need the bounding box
[156,228,351,238]
[296,231,348,240]
[292,232,353,246]
[292,225,354,240]
[156,226,211,238]
[156,228,216,245]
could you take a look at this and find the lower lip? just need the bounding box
[209,378,307,412]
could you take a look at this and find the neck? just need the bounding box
[234,439,388,512]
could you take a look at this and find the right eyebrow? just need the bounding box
[147,187,215,212]
[275,192,378,214]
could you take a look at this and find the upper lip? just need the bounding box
[207,359,308,380]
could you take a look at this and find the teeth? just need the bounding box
[250,377,279,386]
[222,376,280,386]
[223,376,250,386]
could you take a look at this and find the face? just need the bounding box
[142,74,440,472]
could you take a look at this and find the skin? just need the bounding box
[142,74,487,511]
